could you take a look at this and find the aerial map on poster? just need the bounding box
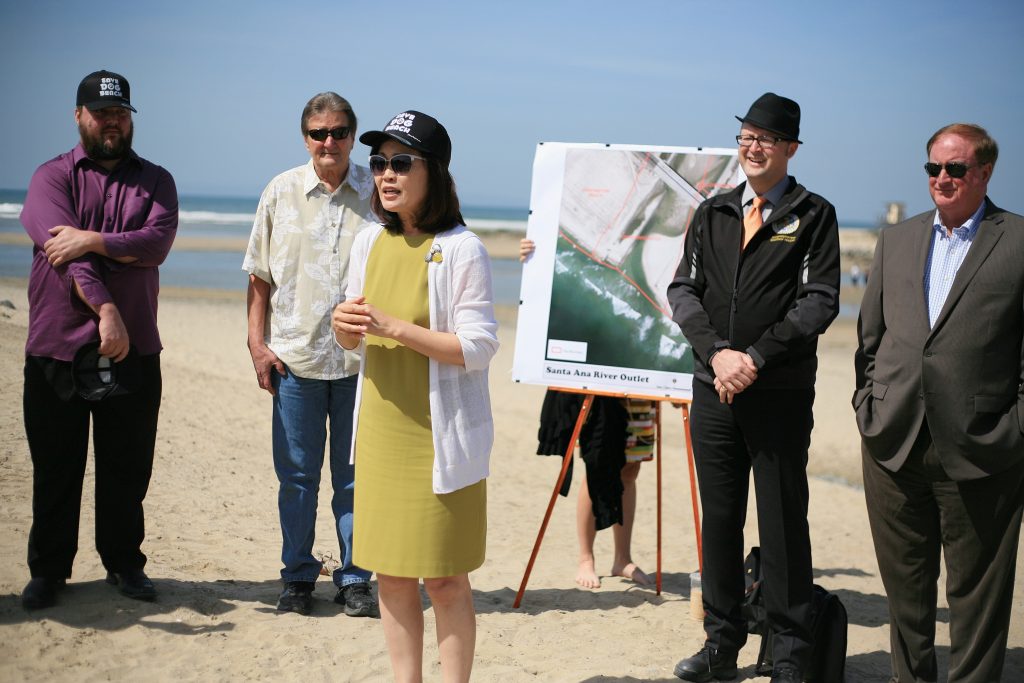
[512,142,742,400]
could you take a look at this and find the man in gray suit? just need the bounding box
[854,123,1024,682]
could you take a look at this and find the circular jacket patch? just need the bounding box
[773,214,800,235]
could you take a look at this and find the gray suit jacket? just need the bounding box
[853,199,1024,480]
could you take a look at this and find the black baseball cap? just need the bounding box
[77,70,137,113]
[72,341,141,401]
[736,92,801,143]
[359,110,452,166]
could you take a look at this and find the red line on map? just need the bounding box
[558,229,672,320]
[620,234,669,241]
[594,152,653,252]
[693,156,736,194]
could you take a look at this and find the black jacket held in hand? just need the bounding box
[667,177,840,389]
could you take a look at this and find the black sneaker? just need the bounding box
[673,645,738,681]
[335,582,379,618]
[276,581,315,615]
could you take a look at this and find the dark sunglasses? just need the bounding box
[307,126,350,142]
[924,161,972,179]
[368,153,426,175]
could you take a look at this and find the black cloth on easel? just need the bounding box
[536,390,627,530]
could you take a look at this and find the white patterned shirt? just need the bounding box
[243,160,375,379]
[924,200,985,328]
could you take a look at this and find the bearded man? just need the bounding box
[19,70,178,609]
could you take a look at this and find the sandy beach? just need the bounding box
[0,233,1021,681]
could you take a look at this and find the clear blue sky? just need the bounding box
[2,1,1021,223]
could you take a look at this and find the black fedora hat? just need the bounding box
[736,92,801,143]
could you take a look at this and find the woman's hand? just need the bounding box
[333,296,401,344]
[333,296,369,334]
[332,296,379,348]
[333,296,467,366]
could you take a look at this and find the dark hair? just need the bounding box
[372,153,465,235]
[926,123,998,168]
[300,92,356,136]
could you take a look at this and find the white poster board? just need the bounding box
[512,142,742,400]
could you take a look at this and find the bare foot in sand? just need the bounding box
[576,558,601,589]
[611,561,651,586]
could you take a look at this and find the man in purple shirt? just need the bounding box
[19,70,178,610]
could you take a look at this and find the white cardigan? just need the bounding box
[345,223,499,493]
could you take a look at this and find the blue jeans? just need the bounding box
[272,369,369,587]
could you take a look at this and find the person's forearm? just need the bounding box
[72,275,118,319]
[101,173,179,266]
[246,275,271,348]
[390,319,465,366]
[73,277,107,316]
[73,278,130,361]
[91,232,138,263]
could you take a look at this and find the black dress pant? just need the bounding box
[23,354,162,579]
[690,380,815,671]
[863,424,1024,683]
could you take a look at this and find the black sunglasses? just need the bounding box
[368,153,427,175]
[307,126,350,142]
[924,161,972,179]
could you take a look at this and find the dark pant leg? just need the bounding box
[735,388,815,671]
[23,358,91,579]
[863,435,942,683]
[690,380,750,654]
[942,457,1024,683]
[91,354,161,572]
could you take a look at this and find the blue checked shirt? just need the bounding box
[924,201,986,328]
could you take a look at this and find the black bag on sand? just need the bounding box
[741,547,848,682]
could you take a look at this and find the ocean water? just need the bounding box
[0,188,870,310]
[0,189,528,237]
[0,188,529,304]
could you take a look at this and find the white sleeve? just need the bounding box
[449,235,499,371]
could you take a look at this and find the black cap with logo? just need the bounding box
[72,341,141,401]
[359,111,452,166]
[77,70,137,113]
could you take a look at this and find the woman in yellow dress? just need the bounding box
[332,110,497,683]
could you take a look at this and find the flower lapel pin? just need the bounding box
[424,243,443,264]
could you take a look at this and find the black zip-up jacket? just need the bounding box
[667,177,840,390]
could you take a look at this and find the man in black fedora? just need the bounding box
[18,70,177,609]
[667,93,840,682]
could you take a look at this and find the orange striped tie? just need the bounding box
[743,196,766,247]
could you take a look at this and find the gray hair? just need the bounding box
[300,92,356,136]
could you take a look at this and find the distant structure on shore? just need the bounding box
[878,201,905,227]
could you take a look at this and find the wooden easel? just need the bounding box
[513,391,703,608]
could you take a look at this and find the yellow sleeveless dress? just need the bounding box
[352,231,486,578]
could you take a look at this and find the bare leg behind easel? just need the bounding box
[611,462,650,585]
[575,470,601,588]
[575,462,650,589]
